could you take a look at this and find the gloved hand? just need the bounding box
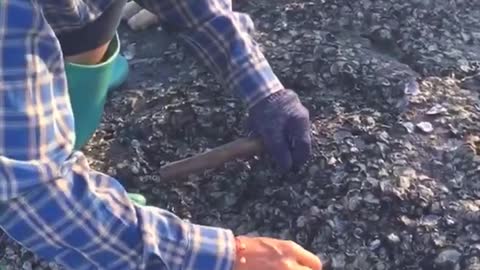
[247,89,312,173]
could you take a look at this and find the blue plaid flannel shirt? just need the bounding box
[0,0,284,269]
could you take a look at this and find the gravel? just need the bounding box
[2,1,480,269]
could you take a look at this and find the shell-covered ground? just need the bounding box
[2,0,480,269]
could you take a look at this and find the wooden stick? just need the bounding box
[159,137,263,180]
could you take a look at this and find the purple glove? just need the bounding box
[247,89,312,173]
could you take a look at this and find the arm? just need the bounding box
[133,0,312,172]
[0,1,235,269]
[133,0,284,106]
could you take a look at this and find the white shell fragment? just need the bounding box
[121,2,159,31]
[416,122,434,133]
[426,104,447,115]
[121,1,143,21]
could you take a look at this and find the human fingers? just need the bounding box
[294,265,320,270]
[262,126,293,173]
[282,258,318,270]
[286,110,312,170]
[283,241,322,270]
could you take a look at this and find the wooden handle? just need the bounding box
[159,137,263,180]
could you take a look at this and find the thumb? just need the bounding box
[296,258,322,270]
[295,266,321,270]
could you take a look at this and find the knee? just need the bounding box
[64,41,111,65]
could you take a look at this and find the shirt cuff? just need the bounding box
[184,223,236,270]
[227,58,285,109]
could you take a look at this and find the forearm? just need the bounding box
[0,159,235,269]
[134,0,284,106]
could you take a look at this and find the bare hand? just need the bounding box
[234,236,322,270]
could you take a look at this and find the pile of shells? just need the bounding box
[2,0,480,269]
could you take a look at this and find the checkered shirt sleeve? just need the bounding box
[0,0,243,269]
